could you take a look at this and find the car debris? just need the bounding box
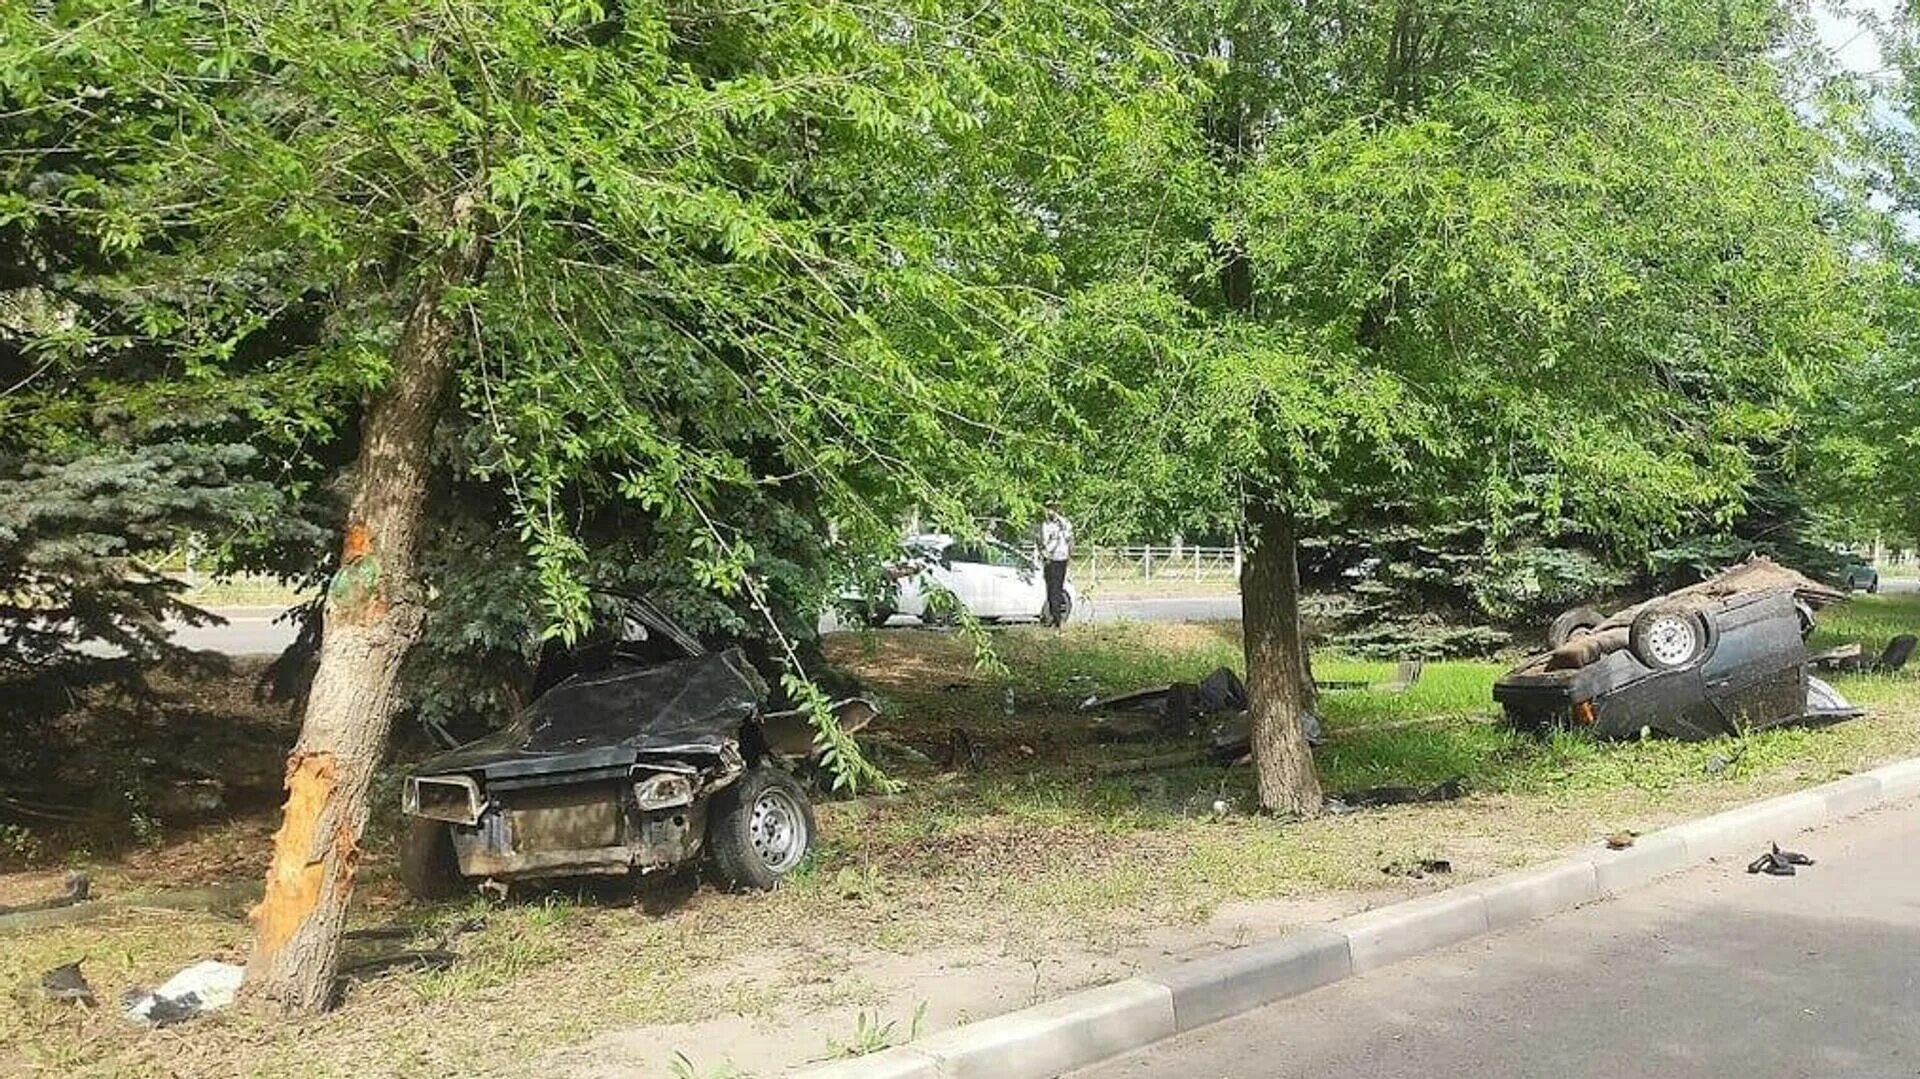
[1495,556,1865,741]
[1747,843,1815,876]
[1326,777,1466,813]
[399,594,876,899]
[1381,857,1453,878]
[1087,667,1323,763]
[1814,634,1916,675]
[123,960,244,1026]
[1316,659,1425,694]
[0,871,90,916]
[21,961,96,1007]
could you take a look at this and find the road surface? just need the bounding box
[168,594,1245,655]
[1078,800,1920,1079]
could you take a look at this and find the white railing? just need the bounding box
[1074,544,1242,585]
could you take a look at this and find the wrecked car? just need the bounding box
[1494,557,1861,741]
[399,597,874,898]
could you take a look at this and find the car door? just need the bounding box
[939,544,998,617]
[987,541,1044,619]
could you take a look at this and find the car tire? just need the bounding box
[1547,605,1606,649]
[706,766,816,892]
[1868,579,1880,595]
[398,817,464,901]
[1628,606,1710,671]
[862,601,896,628]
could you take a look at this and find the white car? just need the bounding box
[854,533,1078,626]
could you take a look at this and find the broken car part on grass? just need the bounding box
[1084,666,1323,760]
[1495,556,1864,742]
[399,595,875,899]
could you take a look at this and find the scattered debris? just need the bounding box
[21,961,97,1007]
[123,960,245,1026]
[1327,777,1465,813]
[1316,660,1425,694]
[1382,858,1453,879]
[1747,843,1815,877]
[1096,749,1210,776]
[338,949,459,979]
[0,871,90,916]
[1605,832,1637,850]
[1815,634,1916,675]
[944,727,985,770]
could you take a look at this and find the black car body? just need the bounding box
[1495,559,1860,741]
[399,597,872,897]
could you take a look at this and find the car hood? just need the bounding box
[416,648,769,778]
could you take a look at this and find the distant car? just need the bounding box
[398,595,874,898]
[849,533,1078,626]
[1494,557,1861,742]
[1841,562,1879,594]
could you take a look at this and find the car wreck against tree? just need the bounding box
[398,598,874,898]
[1494,557,1862,741]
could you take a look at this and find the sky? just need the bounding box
[1814,0,1899,78]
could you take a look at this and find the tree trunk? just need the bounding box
[242,195,484,1014]
[1240,500,1323,816]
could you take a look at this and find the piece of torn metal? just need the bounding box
[23,960,96,1007]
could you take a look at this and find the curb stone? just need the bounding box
[796,764,1919,1079]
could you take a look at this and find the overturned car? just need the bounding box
[399,598,873,898]
[1494,557,1861,741]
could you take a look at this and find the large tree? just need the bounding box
[0,0,1140,1011]
[1028,0,1866,814]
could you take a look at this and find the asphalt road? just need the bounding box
[1077,801,1920,1079]
[168,594,1245,655]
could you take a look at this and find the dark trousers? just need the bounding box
[1043,559,1070,625]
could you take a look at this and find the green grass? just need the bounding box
[1810,592,1920,653]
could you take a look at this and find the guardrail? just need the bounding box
[1074,545,1242,585]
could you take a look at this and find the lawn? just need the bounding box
[4,595,1918,1077]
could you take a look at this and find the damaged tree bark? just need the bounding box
[1240,500,1323,817]
[242,195,485,1014]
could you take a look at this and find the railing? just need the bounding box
[1073,545,1242,586]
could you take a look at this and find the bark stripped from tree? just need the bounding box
[1240,500,1323,817]
[242,194,484,1014]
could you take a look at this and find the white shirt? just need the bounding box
[1041,516,1073,561]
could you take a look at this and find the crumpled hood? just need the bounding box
[416,648,769,779]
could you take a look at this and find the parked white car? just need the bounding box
[853,533,1078,626]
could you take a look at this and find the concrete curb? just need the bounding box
[796,761,1919,1078]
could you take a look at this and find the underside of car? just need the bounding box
[1495,558,1863,741]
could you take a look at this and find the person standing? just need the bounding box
[1040,502,1073,626]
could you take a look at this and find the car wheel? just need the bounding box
[1040,592,1074,625]
[1628,606,1710,671]
[1868,579,1880,595]
[1547,605,1606,649]
[398,817,464,901]
[862,601,896,628]
[706,766,816,891]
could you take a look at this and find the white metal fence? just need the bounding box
[1074,544,1242,585]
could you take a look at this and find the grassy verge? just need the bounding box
[5,598,1919,1077]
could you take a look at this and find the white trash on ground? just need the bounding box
[122,960,245,1026]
